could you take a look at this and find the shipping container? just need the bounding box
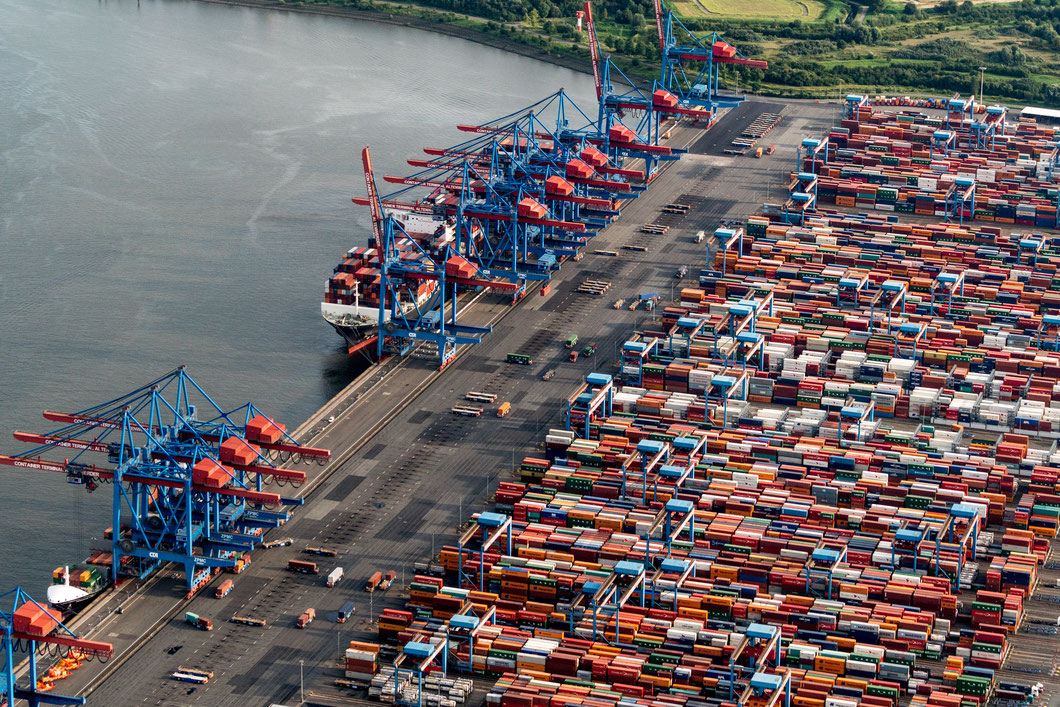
[288,559,318,575]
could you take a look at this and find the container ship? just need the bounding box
[321,208,481,355]
[47,564,111,614]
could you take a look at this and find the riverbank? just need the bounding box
[194,0,599,78]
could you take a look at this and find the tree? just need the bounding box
[903,1,918,13]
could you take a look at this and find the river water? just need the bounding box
[0,0,596,594]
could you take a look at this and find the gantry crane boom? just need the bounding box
[653,0,666,54]
[363,146,385,267]
[39,411,329,459]
[0,455,283,506]
[350,197,437,214]
[12,431,109,453]
[12,432,306,483]
[584,1,603,102]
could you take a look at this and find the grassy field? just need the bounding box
[671,0,827,21]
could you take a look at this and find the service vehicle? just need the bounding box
[365,571,383,592]
[304,546,337,557]
[261,537,292,549]
[296,608,315,629]
[230,616,267,627]
[185,612,213,631]
[380,570,397,591]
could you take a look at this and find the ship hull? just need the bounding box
[51,585,109,614]
[327,319,379,356]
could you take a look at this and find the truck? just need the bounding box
[365,571,383,592]
[766,144,776,155]
[326,567,344,588]
[569,350,579,363]
[177,667,214,681]
[541,369,556,381]
[497,402,511,417]
[296,608,315,629]
[380,570,397,591]
[215,579,233,599]
[337,601,356,624]
[185,611,213,631]
[676,265,688,279]
[287,559,319,575]
[582,343,596,358]
[694,230,705,243]
[564,334,578,349]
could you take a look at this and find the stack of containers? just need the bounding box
[378,608,414,641]
[345,641,381,680]
[372,98,1060,707]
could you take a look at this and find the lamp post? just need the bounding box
[978,66,986,104]
[299,659,305,704]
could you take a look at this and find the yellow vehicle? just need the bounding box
[497,402,511,417]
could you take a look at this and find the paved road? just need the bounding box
[40,98,838,707]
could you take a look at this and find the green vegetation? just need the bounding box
[290,0,1060,106]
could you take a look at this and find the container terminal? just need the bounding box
[5,2,1060,707]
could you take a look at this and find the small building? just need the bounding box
[1020,106,1060,125]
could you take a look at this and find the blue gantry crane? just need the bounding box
[355,85,677,368]
[1,586,113,707]
[652,0,768,112]
[0,368,329,595]
[583,1,694,179]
